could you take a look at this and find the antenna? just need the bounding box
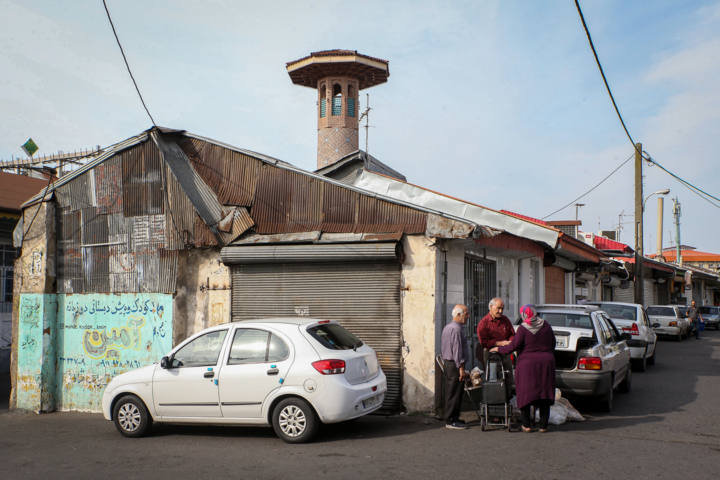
[357,93,374,153]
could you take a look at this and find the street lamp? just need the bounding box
[643,189,671,211]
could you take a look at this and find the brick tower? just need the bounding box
[287,50,390,169]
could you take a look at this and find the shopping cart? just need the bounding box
[480,352,513,432]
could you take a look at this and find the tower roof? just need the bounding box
[286,50,390,90]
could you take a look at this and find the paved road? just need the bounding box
[2,330,720,480]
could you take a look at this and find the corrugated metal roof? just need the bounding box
[314,150,406,183]
[594,236,634,253]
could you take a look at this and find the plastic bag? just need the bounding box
[469,367,483,386]
[536,403,568,425]
[556,397,584,421]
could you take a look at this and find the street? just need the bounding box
[2,330,720,480]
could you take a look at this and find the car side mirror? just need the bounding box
[652,323,661,328]
[620,333,631,342]
[160,356,170,369]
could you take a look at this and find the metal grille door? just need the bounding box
[231,261,402,410]
[464,257,496,368]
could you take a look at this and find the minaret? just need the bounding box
[286,50,390,169]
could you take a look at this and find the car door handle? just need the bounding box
[204,371,215,378]
[267,368,279,376]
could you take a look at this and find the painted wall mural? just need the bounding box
[55,293,173,412]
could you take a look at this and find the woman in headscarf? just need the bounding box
[490,304,556,432]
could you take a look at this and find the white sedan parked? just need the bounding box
[102,318,387,443]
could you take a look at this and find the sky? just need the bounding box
[1,0,719,255]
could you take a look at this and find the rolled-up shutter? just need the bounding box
[615,282,634,303]
[644,281,655,307]
[226,243,403,410]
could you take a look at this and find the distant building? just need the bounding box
[650,246,720,272]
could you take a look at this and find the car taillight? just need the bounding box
[312,359,346,375]
[578,357,602,370]
[669,321,677,327]
[318,320,330,324]
[622,323,640,335]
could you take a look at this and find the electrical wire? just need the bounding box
[21,171,54,242]
[102,0,156,126]
[575,0,638,154]
[645,154,720,205]
[542,153,634,219]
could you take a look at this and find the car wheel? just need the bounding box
[647,347,656,366]
[481,418,486,431]
[618,367,632,393]
[634,354,647,373]
[675,331,682,342]
[598,385,614,412]
[113,395,153,438]
[272,397,319,444]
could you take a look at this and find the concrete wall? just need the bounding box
[400,235,437,413]
[173,249,231,346]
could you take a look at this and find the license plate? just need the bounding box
[556,337,568,348]
[362,394,382,409]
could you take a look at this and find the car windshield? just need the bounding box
[516,311,594,329]
[307,323,363,350]
[595,304,637,321]
[698,306,719,315]
[646,307,675,316]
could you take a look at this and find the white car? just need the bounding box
[646,305,688,341]
[585,302,658,372]
[102,318,387,443]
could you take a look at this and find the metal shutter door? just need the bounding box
[615,282,635,303]
[644,281,655,307]
[232,261,402,410]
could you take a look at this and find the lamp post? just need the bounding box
[643,189,671,211]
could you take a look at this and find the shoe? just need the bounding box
[457,419,467,425]
[446,421,468,430]
[521,426,532,433]
[539,428,549,433]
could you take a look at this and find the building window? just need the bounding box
[0,244,18,310]
[332,84,342,116]
[319,84,326,118]
[348,85,356,117]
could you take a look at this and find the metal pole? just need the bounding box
[634,143,644,305]
[673,197,682,266]
[656,197,664,260]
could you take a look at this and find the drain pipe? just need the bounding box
[441,239,449,325]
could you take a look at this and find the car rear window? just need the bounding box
[596,304,637,321]
[307,323,363,350]
[517,312,594,329]
[698,307,719,315]
[646,307,675,316]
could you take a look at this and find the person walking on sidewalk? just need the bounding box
[686,301,704,339]
[441,304,470,430]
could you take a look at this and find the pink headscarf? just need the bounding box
[519,304,544,334]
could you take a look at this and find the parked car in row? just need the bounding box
[585,302,658,372]
[698,306,720,330]
[102,318,387,443]
[513,304,632,412]
[646,305,689,341]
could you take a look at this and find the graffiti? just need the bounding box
[152,321,166,340]
[65,298,164,318]
[20,297,42,328]
[30,250,43,277]
[21,335,37,351]
[82,316,145,359]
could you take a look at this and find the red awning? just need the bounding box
[594,236,633,253]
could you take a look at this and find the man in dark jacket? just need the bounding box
[686,301,704,339]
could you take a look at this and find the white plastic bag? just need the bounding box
[554,388,585,422]
[536,403,568,425]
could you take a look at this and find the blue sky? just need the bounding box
[2,0,719,254]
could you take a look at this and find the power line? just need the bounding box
[102,0,156,126]
[542,153,633,219]
[645,153,720,204]
[574,0,637,154]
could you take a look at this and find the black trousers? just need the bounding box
[443,360,464,424]
[520,399,553,429]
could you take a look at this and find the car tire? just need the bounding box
[634,354,647,373]
[598,385,613,412]
[675,332,682,342]
[113,395,153,438]
[272,397,319,444]
[647,346,656,366]
[618,367,632,393]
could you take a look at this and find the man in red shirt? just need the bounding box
[477,297,515,390]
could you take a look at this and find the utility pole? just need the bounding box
[634,143,644,306]
[574,203,585,221]
[656,197,664,260]
[672,197,682,265]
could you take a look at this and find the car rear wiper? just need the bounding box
[353,341,362,352]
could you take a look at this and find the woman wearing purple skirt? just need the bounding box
[491,304,556,432]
